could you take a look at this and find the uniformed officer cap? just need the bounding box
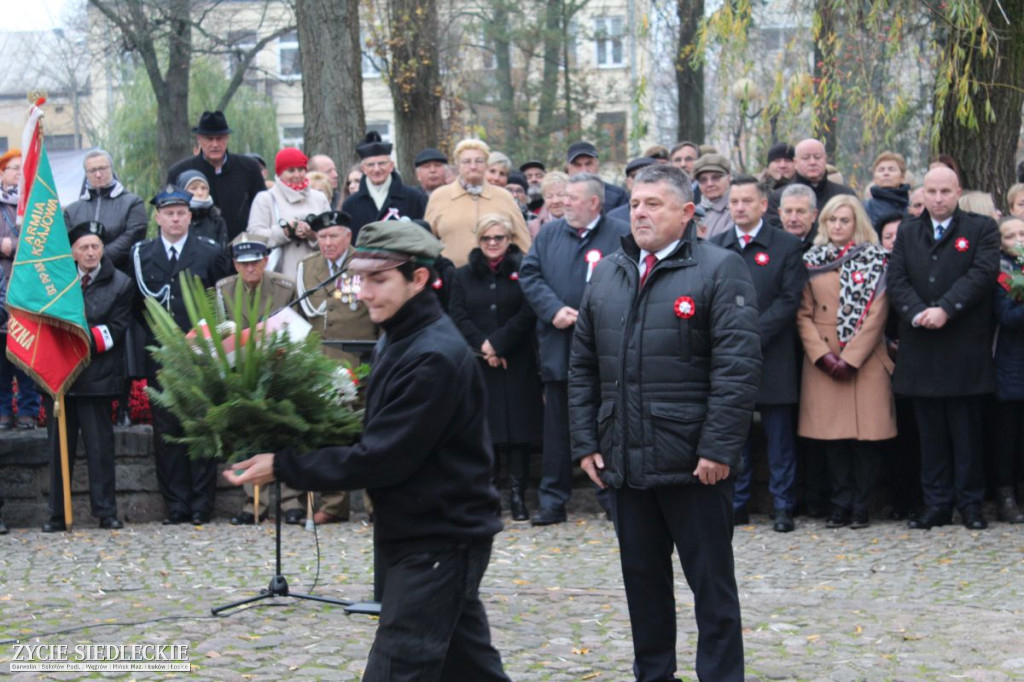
[349,220,444,274]
[68,220,105,245]
[307,210,352,232]
[151,185,192,208]
[230,232,269,263]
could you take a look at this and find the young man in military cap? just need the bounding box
[132,186,230,526]
[43,221,135,532]
[215,232,303,525]
[227,220,509,682]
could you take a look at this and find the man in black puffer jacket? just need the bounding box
[226,220,509,682]
[569,164,761,682]
[43,222,135,532]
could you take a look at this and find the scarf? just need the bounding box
[803,241,888,347]
[366,174,392,211]
[282,178,309,192]
[189,197,214,210]
[460,178,484,196]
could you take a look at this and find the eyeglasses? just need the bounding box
[697,173,725,184]
[480,235,508,244]
[362,161,391,170]
[86,165,111,174]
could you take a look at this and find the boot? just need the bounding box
[996,486,1024,524]
[509,475,529,522]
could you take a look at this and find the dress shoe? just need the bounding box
[960,506,988,530]
[509,489,529,522]
[162,512,189,525]
[42,518,67,533]
[849,511,870,529]
[311,510,339,525]
[99,517,124,530]
[826,509,850,528]
[530,505,567,526]
[283,509,306,525]
[0,415,12,430]
[191,512,210,526]
[772,508,795,533]
[907,507,951,530]
[888,507,910,521]
[230,511,268,525]
[732,506,750,526]
[0,518,8,534]
[995,487,1024,524]
[16,416,36,430]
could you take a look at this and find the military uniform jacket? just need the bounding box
[131,233,231,377]
[296,250,378,364]
[216,270,296,328]
[886,208,999,396]
[712,223,808,405]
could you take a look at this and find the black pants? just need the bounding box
[796,437,829,511]
[45,395,118,519]
[363,541,509,682]
[993,400,1024,488]
[151,400,217,517]
[913,396,985,511]
[885,396,922,512]
[825,440,880,514]
[538,380,571,509]
[611,483,744,682]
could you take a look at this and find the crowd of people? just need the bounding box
[0,110,1022,539]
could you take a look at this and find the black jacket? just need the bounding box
[71,256,135,397]
[864,184,910,226]
[130,233,231,378]
[275,291,503,547]
[519,214,631,382]
[189,206,229,250]
[712,223,808,404]
[341,170,426,242]
[63,181,147,272]
[166,152,267,241]
[768,173,856,221]
[993,254,1024,401]
[887,208,999,396]
[569,226,762,489]
[450,246,542,446]
[604,182,628,211]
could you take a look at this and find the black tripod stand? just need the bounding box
[212,480,359,615]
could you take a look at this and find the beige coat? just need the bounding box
[424,181,531,266]
[796,269,896,441]
[246,182,330,280]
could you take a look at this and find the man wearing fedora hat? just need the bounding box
[227,220,509,681]
[166,111,267,242]
[42,221,135,532]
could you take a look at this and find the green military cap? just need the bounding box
[349,219,444,274]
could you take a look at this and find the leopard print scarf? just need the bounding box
[803,242,888,347]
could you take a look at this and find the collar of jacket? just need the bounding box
[619,222,697,269]
[795,172,829,193]
[450,180,498,200]
[357,170,405,198]
[380,288,443,343]
[468,243,522,276]
[81,180,125,201]
[275,180,309,204]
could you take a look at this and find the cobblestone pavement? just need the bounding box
[1,512,1023,681]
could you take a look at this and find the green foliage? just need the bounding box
[101,58,278,226]
[145,274,363,462]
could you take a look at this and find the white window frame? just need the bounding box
[280,125,304,150]
[593,16,625,69]
[278,30,301,80]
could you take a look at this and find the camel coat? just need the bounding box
[424,181,531,267]
[797,269,896,441]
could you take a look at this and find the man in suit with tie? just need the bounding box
[712,176,808,531]
[131,187,230,525]
[887,166,999,530]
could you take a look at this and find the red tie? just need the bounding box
[640,253,658,287]
[741,234,752,248]
[81,274,91,289]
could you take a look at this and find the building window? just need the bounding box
[594,16,624,68]
[279,30,301,79]
[0,137,8,153]
[361,30,382,79]
[280,125,304,150]
[47,134,78,152]
[365,122,392,145]
[596,112,627,163]
[227,30,258,81]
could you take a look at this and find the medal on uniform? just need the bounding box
[585,249,602,282]
[338,273,362,311]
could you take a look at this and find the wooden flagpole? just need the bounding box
[253,484,260,524]
[56,392,73,530]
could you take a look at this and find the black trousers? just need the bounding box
[611,483,744,682]
[363,541,509,682]
[993,400,1024,488]
[885,396,922,512]
[45,395,118,519]
[825,439,880,514]
[151,400,217,517]
[913,396,985,511]
[538,380,572,509]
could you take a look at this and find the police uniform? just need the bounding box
[131,187,230,525]
[216,233,305,523]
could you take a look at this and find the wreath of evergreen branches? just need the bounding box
[144,274,363,462]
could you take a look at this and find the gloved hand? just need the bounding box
[815,352,841,376]
[830,358,856,381]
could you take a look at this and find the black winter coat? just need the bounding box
[768,173,856,221]
[712,224,808,404]
[341,170,426,241]
[864,184,910,226]
[450,246,542,446]
[166,152,267,241]
[569,227,762,489]
[71,257,134,397]
[993,254,1024,401]
[274,291,503,546]
[519,214,631,382]
[63,182,147,271]
[188,206,229,250]
[887,208,999,396]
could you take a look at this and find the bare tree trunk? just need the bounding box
[675,0,704,144]
[386,0,443,181]
[492,2,517,151]
[812,0,839,158]
[295,0,365,170]
[536,0,562,151]
[937,0,1024,204]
